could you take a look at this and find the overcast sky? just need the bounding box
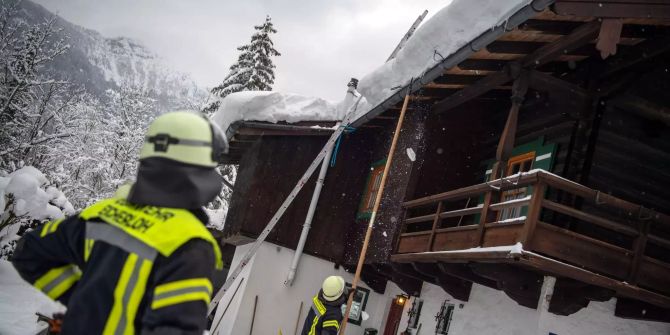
[33,0,451,101]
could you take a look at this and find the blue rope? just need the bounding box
[330,125,356,167]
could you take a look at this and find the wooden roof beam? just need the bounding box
[433,20,601,113]
[555,0,670,19]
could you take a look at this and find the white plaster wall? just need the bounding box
[398,280,670,335]
[211,242,404,335]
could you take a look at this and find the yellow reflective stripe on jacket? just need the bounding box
[322,320,340,330]
[312,295,326,315]
[80,198,222,269]
[84,239,95,262]
[40,219,63,237]
[152,278,213,309]
[103,253,153,335]
[308,295,327,335]
[33,264,81,299]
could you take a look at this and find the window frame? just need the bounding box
[357,159,387,220]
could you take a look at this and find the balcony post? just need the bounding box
[427,201,443,251]
[518,182,546,248]
[476,70,530,246]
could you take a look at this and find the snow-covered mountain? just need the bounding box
[16,0,206,110]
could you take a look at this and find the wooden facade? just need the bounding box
[220,0,670,318]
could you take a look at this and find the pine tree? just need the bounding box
[204,15,280,113]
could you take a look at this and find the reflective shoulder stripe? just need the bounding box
[33,264,81,299]
[40,219,63,237]
[103,253,153,335]
[80,198,223,269]
[152,278,213,309]
[322,320,340,330]
[86,222,157,261]
[312,295,326,315]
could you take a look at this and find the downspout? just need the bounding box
[285,79,358,286]
[285,133,337,286]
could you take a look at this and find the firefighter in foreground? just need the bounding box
[11,111,228,334]
[301,275,348,335]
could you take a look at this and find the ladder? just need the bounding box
[207,96,363,316]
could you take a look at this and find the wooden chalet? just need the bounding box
[219,0,670,324]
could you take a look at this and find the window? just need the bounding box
[358,160,386,219]
[499,152,535,220]
[344,284,370,326]
[435,301,454,334]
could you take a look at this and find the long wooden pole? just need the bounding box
[339,91,412,334]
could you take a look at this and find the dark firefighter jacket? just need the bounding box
[300,291,345,335]
[11,198,223,335]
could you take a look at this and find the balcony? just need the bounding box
[391,170,670,309]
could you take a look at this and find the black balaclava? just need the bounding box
[127,157,222,209]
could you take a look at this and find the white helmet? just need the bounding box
[322,276,345,301]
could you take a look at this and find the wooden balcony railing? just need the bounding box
[394,169,670,298]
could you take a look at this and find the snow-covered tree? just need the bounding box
[204,15,281,113]
[0,1,81,172]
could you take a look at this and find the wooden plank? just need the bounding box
[427,202,443,251]
[529,70,590,102]
[519,183,547,244]
[648,234,670,249]
[483,224,524,247]
[516,251,670,308]
[434,20,601,113]
[433,228,480,251]
[555,2,670,19]
[628,220,651,284]
[391,249,516,263]
[432,71,512,112]
[537,171,670,226]
[402,172,539,207]
[542,199,639,236]
[521,20,601,67]
[532,222,632,279]
[397,233,431,254]
[489,197,531,211]
[636,257,670,295]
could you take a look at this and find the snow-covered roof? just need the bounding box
[355,0,533,118]
[211,91,344,138]
[213,0,540,136]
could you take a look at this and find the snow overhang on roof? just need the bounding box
[351,0,553,127]
[212,91,343,140]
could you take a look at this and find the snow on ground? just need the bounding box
[0,260,65,335]
[356,0,531,113]
[211,91,342,135]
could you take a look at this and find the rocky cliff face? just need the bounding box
[17,0,206,110]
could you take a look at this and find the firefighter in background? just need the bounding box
[11,111,228,335]
[301,275,348,335]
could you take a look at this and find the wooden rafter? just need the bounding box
[433,20,601,113]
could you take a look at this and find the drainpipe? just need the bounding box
[285,136,336,286]
[285,79,358,286]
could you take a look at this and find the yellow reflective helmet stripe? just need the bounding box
[80,198,222,269]
[152,278,213,309]
[34,264,81,299]
[40,219,63,237]
[103,253,153,335]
